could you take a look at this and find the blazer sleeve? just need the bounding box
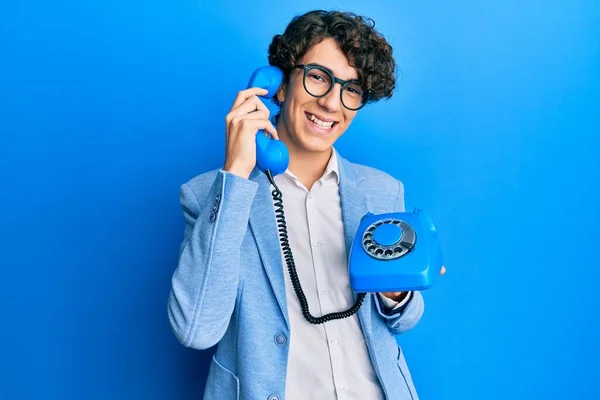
[168,170,258,349]
[372,291,425,335]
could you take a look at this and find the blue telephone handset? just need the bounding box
[349,209,444,292]
[247,66,289,176]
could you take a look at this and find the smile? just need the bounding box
[305,112,337,130]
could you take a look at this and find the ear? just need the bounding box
[276,82,287,104]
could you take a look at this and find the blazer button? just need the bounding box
[268,395,280,400]
[208,213,216,223]
[274,334,287,346]
[215,193,221,203]
[212,203,219,213]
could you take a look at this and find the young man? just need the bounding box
[168,10,444,400]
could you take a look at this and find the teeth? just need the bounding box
[307,113,334,129]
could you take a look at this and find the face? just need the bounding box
[276,37,360,156]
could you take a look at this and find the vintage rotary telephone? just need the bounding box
[248,66,443,324]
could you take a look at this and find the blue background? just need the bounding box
[1,0,598,399]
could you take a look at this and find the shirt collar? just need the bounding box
[323,147,340,185]
[281,147,340,188]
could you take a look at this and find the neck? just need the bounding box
[278,134,332,189]
[288,147,332,189]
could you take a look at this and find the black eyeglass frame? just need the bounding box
[294,64,371,111]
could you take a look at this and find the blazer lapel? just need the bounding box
[337,153,374,339]
[337,155,368,261]
[248,169,290,329]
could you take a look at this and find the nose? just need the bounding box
[316,83,342,113]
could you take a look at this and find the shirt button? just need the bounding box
[314,241,321,247]
[274,334,287,346]
[307,193,312,199]
[320,289,328,296]
[330,339,338,345]
[339,386,346,392]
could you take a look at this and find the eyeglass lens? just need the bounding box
[303,67,365,110]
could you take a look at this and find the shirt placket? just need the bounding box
[305,184,349,399]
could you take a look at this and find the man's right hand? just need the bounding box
[223,87,279,179]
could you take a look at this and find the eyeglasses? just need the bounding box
[295,64,370,111]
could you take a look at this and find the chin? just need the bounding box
[298,130,342,153]
[302,140,336,154]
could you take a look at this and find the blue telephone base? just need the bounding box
[348,209,443,292]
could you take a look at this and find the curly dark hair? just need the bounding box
[268,10,396,105]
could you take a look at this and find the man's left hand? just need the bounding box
[380,266,446,301]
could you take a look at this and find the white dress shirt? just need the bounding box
[272,149,410,400]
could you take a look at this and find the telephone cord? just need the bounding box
[265,170,366,325]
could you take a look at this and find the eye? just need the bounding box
[306,69,331,85]
[344,84,364,97]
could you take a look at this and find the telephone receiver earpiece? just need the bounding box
[247,66,289,176]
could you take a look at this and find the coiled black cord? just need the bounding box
[265,170,366,325]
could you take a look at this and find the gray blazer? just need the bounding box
[168,151,424,400]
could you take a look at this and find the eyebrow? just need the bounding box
[305,62,361,82]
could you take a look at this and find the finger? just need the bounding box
[230,110,270,126]
[255,119,279,140]
[236,117,279,140]
[227,102,269,137]
[229,95,270,120]
[230,87,269,110]
[229,110,271,136]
